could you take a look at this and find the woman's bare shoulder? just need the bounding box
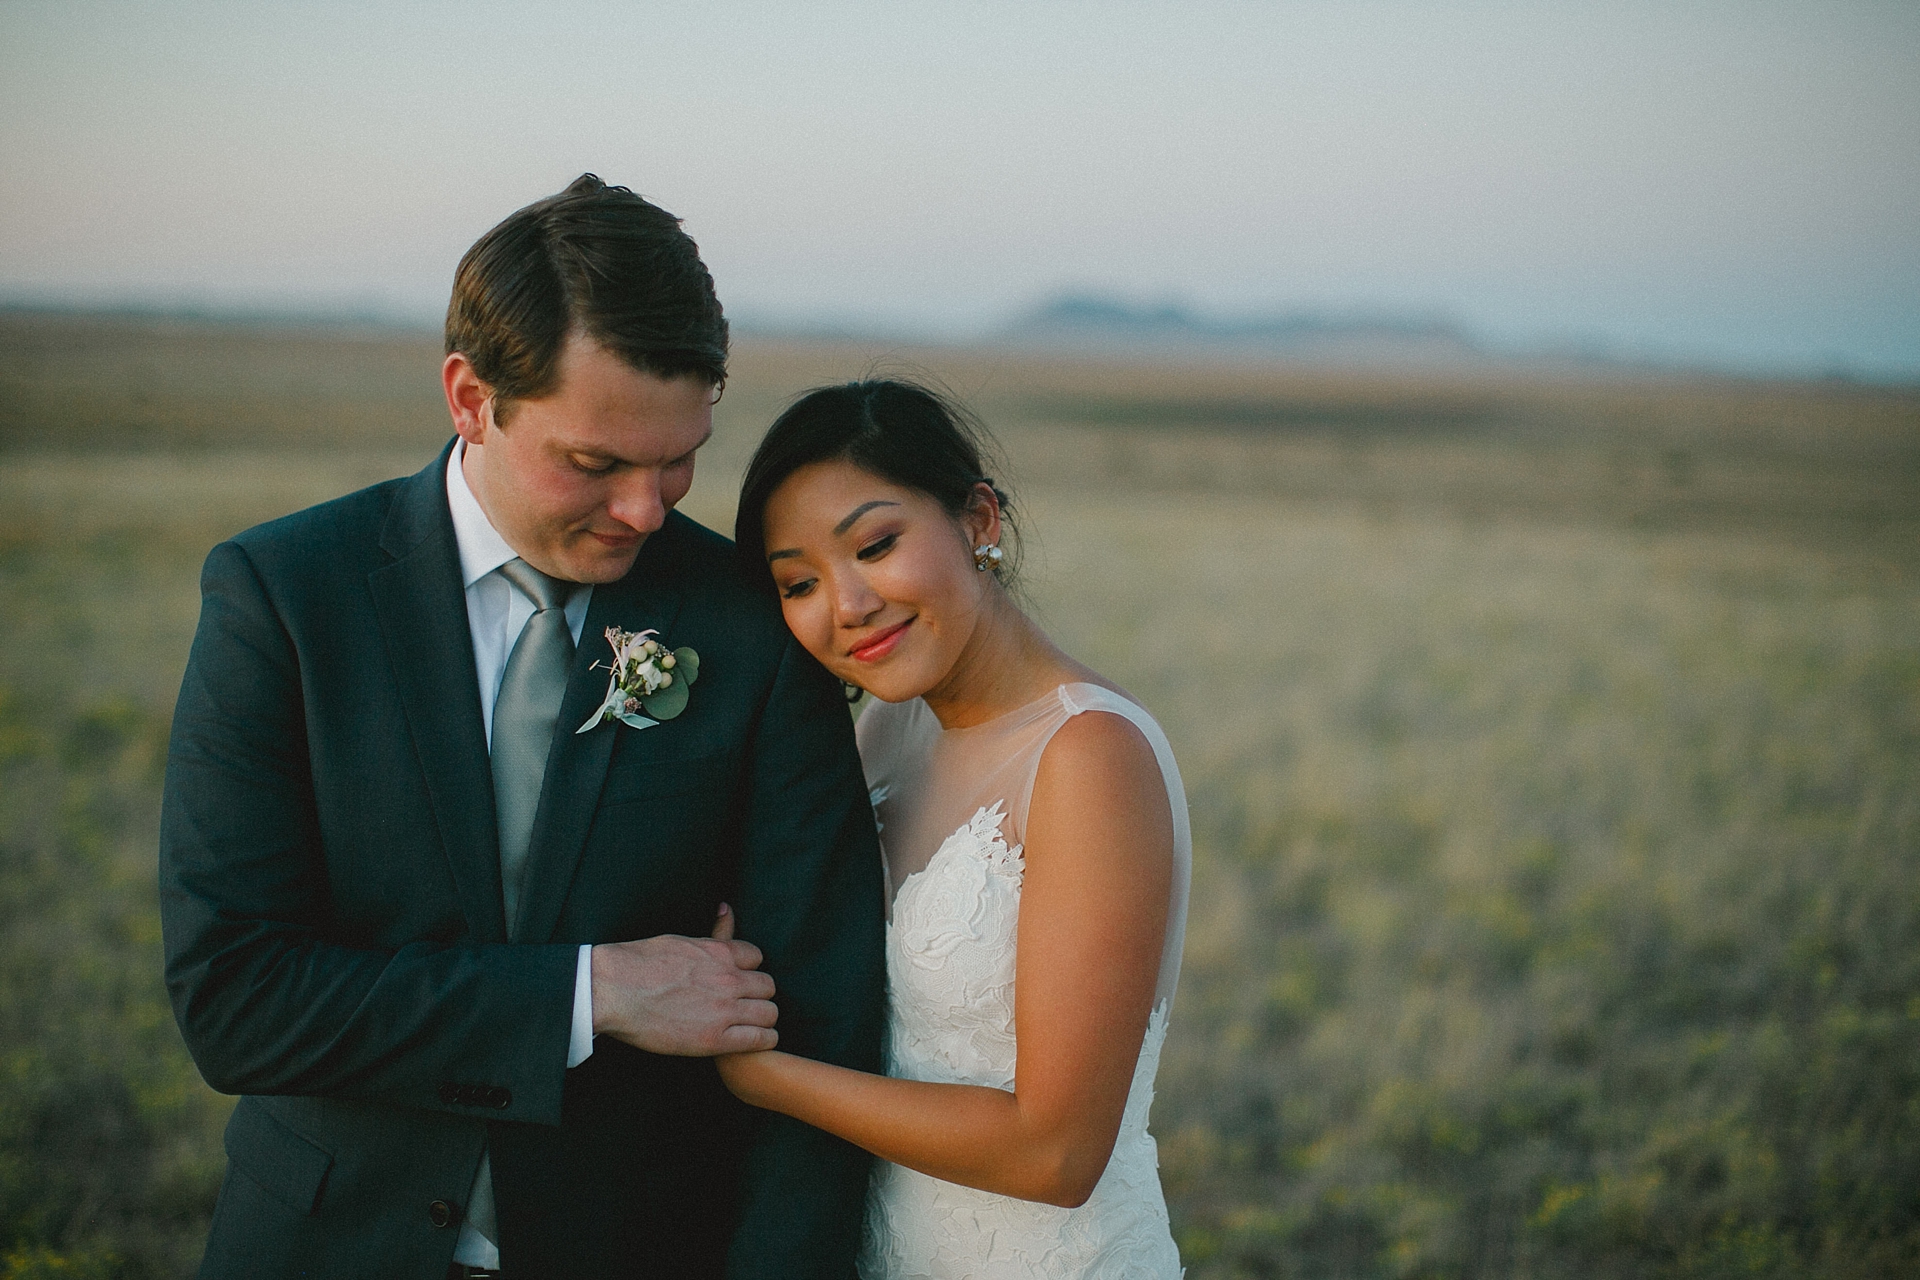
[1029,698,1166,829]
[1022,695,1174,911]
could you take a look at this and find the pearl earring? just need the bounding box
[973,543,1004,572]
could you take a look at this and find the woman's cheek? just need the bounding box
[871,553,925,608]
[781,595,836,671]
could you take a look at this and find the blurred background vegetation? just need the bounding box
[1,308,1916,1278]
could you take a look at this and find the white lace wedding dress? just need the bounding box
[854,682,1190,1280]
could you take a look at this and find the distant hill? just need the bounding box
[999,295,1486,365]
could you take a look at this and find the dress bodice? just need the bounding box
[858,682,1191,1011]
[854,684,1189,1279]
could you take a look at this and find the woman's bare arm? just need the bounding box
[716,709,1173,1207]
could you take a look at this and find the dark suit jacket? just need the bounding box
[160,443,886,1279]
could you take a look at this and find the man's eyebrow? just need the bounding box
[563,423,712,465]
[834,500,900,536]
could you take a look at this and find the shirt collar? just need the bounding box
[445,440,521,590]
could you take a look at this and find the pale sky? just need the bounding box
[3,1,1917,377]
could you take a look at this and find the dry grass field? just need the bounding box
[2,308,1918,1278]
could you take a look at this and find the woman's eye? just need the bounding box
[780,578,817,600]
[856,534,898,561]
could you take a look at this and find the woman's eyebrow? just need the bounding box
[767,499,905,562]
[835,500,900,535]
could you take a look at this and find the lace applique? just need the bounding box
[887,804,1025,1088]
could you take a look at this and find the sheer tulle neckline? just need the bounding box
[927,680,1126,736]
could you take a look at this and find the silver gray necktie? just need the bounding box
[491,557,576,938]
[466,557,575,1259]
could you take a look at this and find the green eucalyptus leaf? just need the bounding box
[671,647,700,684]
[642,676,691,720]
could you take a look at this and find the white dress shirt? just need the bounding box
[446,442,596,1266]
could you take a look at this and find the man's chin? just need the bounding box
[559,538,646,584]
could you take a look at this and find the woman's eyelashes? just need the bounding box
[780,576,818,600]
[855,532,899,561]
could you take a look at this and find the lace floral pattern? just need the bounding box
[858,804,1183,1279]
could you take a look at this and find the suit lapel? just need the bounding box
[512,531,689,944]
[368,444,508,943]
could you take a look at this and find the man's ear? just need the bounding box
[442,353,494,447]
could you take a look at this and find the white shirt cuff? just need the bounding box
[566,944,595,1068]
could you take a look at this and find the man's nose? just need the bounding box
[605,469,667,534]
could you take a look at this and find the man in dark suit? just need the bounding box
[160,174,886,1279]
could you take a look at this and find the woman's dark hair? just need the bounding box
[446,173,728,421]
[735,379,1018,593]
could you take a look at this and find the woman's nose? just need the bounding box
[834,574,884,626]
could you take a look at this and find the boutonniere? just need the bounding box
[575,626,701,733]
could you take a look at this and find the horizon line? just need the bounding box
[3,294,1913,391]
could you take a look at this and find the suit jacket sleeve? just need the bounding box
[159,540,578,1125]
[725,636,888,1279]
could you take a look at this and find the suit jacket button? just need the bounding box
[486,1087,511,1110]
[437,1082,460,1105]
[428,1200,455,1229]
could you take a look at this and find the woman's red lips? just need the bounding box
[849,620,911,662]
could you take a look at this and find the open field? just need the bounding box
[2,309,1918,1277]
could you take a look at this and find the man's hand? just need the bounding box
[591,905,779,1054]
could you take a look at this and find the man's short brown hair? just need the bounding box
[446,174,728,417]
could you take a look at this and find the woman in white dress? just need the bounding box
[720,380,1190,1279]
